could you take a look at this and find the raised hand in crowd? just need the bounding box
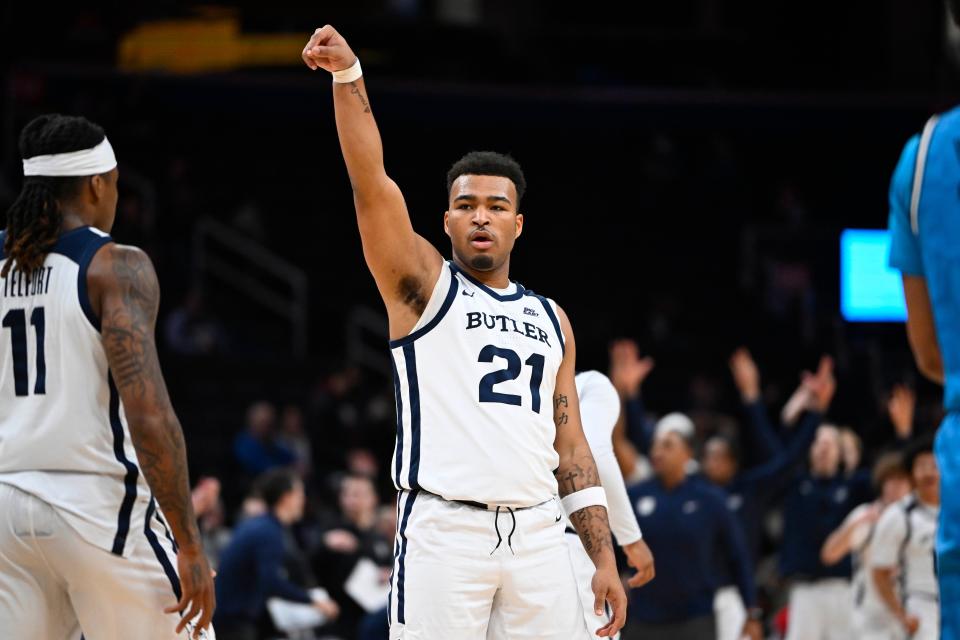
[608,339,655,399]
[729,347,761,403]
[887,384,916,441]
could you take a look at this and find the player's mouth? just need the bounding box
[469,230,494,250]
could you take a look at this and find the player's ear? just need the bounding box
[515,212,523,239]
[443,210,451,238]
[88,174,105,203]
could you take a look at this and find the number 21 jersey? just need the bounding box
[390,261,565,507]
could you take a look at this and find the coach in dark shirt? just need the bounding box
[214,469,338,640]
[624,421,761,640]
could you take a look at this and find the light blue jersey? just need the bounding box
[888,107,960,640]
[888,106,960,412]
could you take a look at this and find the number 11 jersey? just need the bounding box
[0,227,150,558]
[390,261,565,507]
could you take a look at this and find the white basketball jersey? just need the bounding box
[390,261,565,507]
[844,503,887,624]
[870,494,939,604]
[0,227,151,558]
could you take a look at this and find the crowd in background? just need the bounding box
[182,332,940,640]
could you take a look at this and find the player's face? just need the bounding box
[651,431,690,477]
[911,452,939,499]
[444,174,523,272]
[702,439,736,485]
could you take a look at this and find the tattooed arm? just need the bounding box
[301,26,442,338]
[88,244,214,638]
[552,306,626,638]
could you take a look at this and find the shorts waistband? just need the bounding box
[416,490,552,512]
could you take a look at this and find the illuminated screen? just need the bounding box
[840,229,907,322]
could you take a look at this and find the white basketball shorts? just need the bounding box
[0,482,214,640]
[388,490,589,639]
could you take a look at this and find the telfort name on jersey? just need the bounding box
[465,311,553,347]
[1,266,54,298]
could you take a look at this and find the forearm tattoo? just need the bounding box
[349,81,371,113]
[555,442,613,560]
[569,504,614,558]
[554,393,569,427]
[102,249,199,548]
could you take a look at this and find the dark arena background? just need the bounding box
[2,2,958,639]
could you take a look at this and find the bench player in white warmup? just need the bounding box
[0,114,215,639]
[566,371,655,637]
[302,25,628,639]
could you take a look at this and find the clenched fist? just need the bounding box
[301,25,357,74]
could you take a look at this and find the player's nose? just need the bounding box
[471,206,491,224]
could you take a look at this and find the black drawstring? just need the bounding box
[489,506,517,555]
[490,506,503,555]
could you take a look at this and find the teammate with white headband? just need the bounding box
[0,114,215,639]
[21,136,117,177]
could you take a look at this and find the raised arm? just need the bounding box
[302,26,442,337]
[554,311,626,637]
[820,504,879,566]
[729,347,784,463]
[88,244,214,638]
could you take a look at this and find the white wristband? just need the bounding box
[332,58,362,83]
[561,486,608,517]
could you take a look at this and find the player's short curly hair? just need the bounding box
[446,151,526,206]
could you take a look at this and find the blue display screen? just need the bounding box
[840,229,907,322]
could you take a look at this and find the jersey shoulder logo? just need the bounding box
[523,307,539,317]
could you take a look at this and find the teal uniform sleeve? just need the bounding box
[888,134,925,276]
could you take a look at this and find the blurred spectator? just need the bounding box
[624,424,760,640]
[820,453,911,638]
[311,474,393,637]
[277,404,312,478]
[608,339,656,479]
[214,469,339,640]
[345,448,379,480]
[163,286,228,356]
[780,424,873,640]
[234,401,297,478]
[192,477,232,569]
[705,352,835,640]
[839,427,863,476]
[868,438,940,640]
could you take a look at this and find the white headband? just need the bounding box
[22,137,117,177]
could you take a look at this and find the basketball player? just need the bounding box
[820,453,912,638]
[302,25,627,639]
[868,438,940,640]
[565,371,655,638]
[0,114,215,639]
[887,32,960,633]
